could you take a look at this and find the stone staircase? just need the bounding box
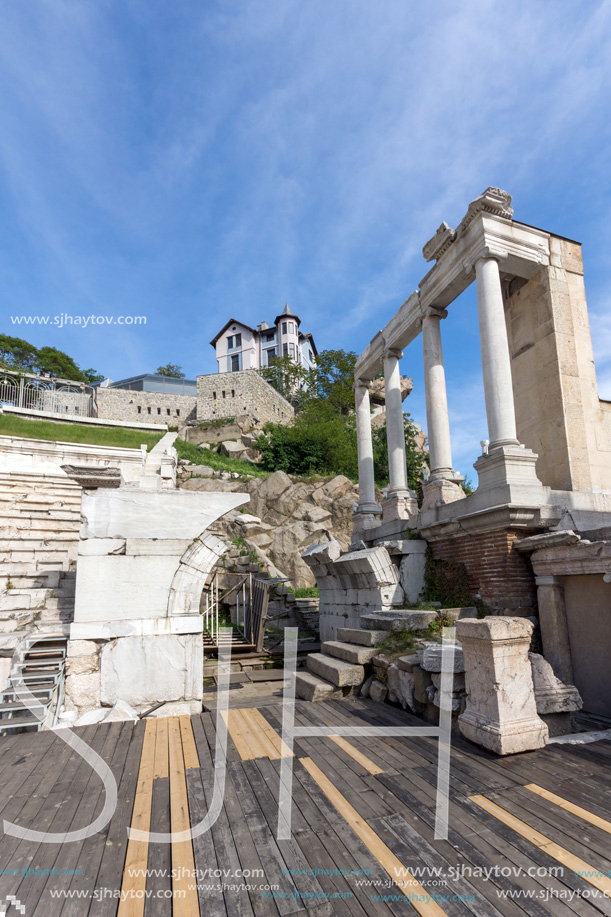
[294,607,443,702]
[0,471,82,638]
[295,626,387,701]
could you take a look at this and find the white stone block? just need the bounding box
[80,488,248,540]
[78,539,126,556]
[100,634,203,706]
[73,555,178,622]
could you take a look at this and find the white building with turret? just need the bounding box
[210,304,317,374]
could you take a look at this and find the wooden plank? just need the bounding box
[90,721,148,917]
[153,715,169,779]
[299,756,447,917]
[168,716,200,917]
[185,769,228,917]
[526,783,611,836]
[117,718,158,917]
[59,721,137,917]
[241,707,293,759]
[220,708,259,761]
[29,723,124,917]
[143,777,172,917]
[470,793,611,898]
[180,715,200,770]
[328,735,384,775]
[232,708,276,759]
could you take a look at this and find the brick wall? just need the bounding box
[196,370,294,425]
[430,529,537,613]
[96,388,197,425]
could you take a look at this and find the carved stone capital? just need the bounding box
[421,305,448,322]
[383,347,404,362]
[460,187,514,233]
[422,221,456,263]
[463,245,508,275]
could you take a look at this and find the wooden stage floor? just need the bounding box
[1,697,611,916]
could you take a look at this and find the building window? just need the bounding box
[289,322,294,334]
[235,332,241,346]
[282,322,287,334]
[222,391,226,398]
[227,333,242,349]
[137,406,142,414]
[167,408,171,415]
[157,407,161,415]
[265,348,276,364]
[289,343,295,357]
[231,390,235,397]
[176,409,180,416]
[283,343,289,356]
[264,332,275,342]
[231,354,240,372]
[147,407,151,414]
[227,335,234,349]
[213,392,217,400]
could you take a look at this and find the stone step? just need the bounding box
[337,627,387,647]
[322,641,378,665]
[295,671,344,702]
[360,610,438,632]
[306,652,364,687]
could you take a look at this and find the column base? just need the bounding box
[421,479,466,512]
[352,510,382,541]
[382,493,418,523]
[429,468,464,483]
[458,712,548,755]
[474,444,545,503]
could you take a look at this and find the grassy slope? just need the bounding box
[0,413,164,450]
[0,413,268,476]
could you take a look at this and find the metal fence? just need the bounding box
[0,371,97,418]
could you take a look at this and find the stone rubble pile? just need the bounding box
[181,470,363,588]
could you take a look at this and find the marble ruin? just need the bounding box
[302,188,609,750]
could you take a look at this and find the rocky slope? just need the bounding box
[179,468,363,587]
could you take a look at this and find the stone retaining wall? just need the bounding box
[196,370,294,425]
[96,387,197,425]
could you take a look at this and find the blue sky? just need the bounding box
[1,0,611,477]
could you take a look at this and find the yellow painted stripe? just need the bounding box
[470,794,611,897]
[231,708,270,759]
[118,719,158,917]
[220,709,257,760]
[241,707,294,759]
[525,783,611,835]
[179,715,200,770]
[301,757,446,917]
[329,735,384,775]
[153,716,169,780]
[169,717,200,917]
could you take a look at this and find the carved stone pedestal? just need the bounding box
[381,493,418,523]
[420,479,465,511]
[456,616,548,755]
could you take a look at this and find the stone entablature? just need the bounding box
[196,369,294,425]
[95,387,197,425]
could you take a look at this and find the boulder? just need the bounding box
[369,680,388,703]
[220,440,248,457]
[275,482,314,517]
[322,475,354,499]
[270,522,332,587]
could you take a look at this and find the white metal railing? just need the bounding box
[0,371,96,417]
[203,573,221,644]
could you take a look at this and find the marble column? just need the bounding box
[535,575,574,685]
[475,254,519,449]
[383,348,409,498]
[354,380,378,513]
[422,308,454,479]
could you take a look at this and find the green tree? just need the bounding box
[308,349,357,415]
[156,363,185,378]
[81,368,105,384]
[255,399,358,478]
[259,354,310,408]
[372,414,428,490]
[0,335,40,372]
[35,347,84,381]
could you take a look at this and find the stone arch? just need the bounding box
[167,532,228,616]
